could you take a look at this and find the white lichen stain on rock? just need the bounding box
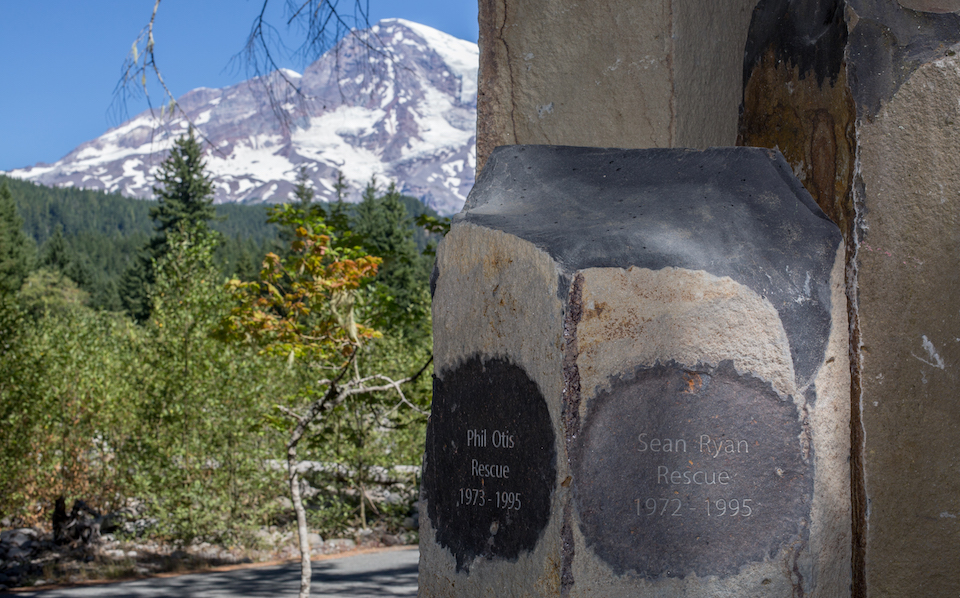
[857,50,960,597]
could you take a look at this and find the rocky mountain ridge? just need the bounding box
[5,19,477,215]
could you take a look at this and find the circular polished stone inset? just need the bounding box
[571,361,812,578]
[424,356,556,572]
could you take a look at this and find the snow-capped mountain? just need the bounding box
[5,19,477,216]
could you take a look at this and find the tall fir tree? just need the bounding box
[149,128,216,246]
[333,170,348,202]
[0,182,33,297]
[121,128,216,322]
[39,225,70,273]
[277,166,321,258]
[273,166,358,261]
[353,179,428,334]
[293,166,313,206]
[327,170,352,239]
[118,263,151,322]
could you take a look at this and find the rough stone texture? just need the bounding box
[423,147,849,596]
[421,223,567,596]
[476,0,757,172]
[465,0,960,594]
[738,0,857,247]
[807,246,854,596]
[856,54,960,598]
[573,267,797,401]
[571,361,814,580]
[738,3,960,595]
[425,356,558,572]
[462,146,839,390]
[565,258,848,597]
[431,223,565,381]
[845,0,960,117]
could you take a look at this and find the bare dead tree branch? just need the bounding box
[230,0,395,132]
[114,6,432,594]
[116,0,397,163]
[277,405,303,423]
[112,0,222,157]
[283,347,356,598]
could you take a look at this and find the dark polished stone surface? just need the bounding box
[570,361,812,579]
[743,0,960,117]
[424,357,556,572]
[460,145,842,390]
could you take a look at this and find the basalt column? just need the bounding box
[739,2,960,595]
[420,146,850,597]
[476,0,758,171]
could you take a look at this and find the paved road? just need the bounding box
[5,547,418,598]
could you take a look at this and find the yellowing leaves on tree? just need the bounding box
[220,204,381,364]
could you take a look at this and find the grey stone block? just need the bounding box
[421,146,849,597]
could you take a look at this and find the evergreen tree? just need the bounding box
[333,170,348,203]
[327,170,352,241]
[231,240,262,282]
[37,225,95,300]
[0,182,33,297]
[277,167,322,259]
[293,166,313,206]
[88,277,121,312]
[353,179,428,333]
[148,128,216,248]
[121,129,216,322]
[2,172,286,312]
[39,225,70,272]
[119,262,152,322]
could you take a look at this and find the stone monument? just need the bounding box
[476,2,960,593]
[421,145,850,596]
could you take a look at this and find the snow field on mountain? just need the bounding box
[4,19,478,215]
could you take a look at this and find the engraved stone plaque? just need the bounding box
[423,147,848,596]
[571,361,813,578]
[424,356,557,571]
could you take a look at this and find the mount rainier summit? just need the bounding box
[6,19,477,216]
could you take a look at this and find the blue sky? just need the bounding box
[0,0,479,172]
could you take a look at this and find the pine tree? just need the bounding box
[0,182,33,297]
[39,225,70,273]
[333,170,348,202]
[353,179,428,333]
[121,129,216,322]
[119,263,152,322]
[293,166,313,206]
[277,166,321,258]
[149,128,216,245]
[327,170,351,239]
